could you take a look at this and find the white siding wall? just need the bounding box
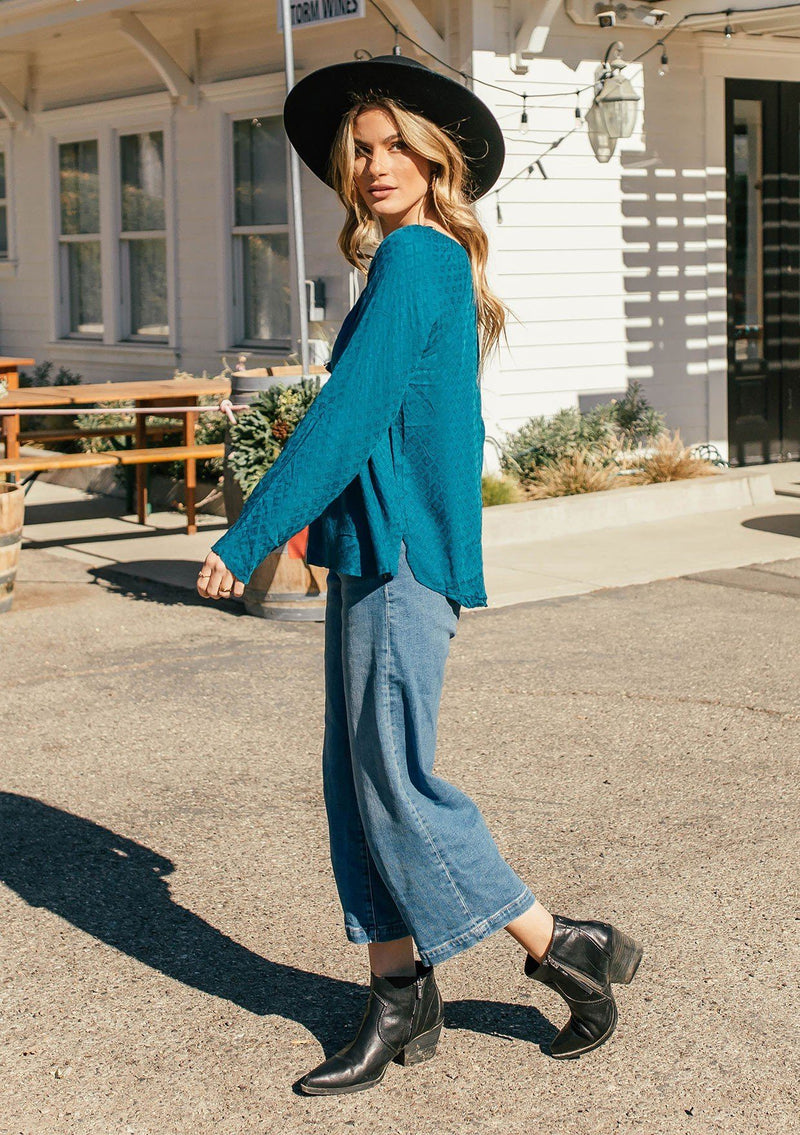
[473,3,721,465]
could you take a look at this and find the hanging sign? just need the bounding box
[277,0,365,30]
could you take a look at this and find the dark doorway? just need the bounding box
[726,79,800,465]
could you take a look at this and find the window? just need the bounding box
[232,116,290,346]
[58,140,103,336]
[120,130,168,340]
[0,151,8,259]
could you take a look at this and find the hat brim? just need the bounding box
[283,56,505,203]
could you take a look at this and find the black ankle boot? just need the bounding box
[298,960,443,1095]
[524,913,643,1059]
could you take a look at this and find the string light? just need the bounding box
[490,131,581,221]
[355,0,800,219]
[364,0,629,104]
[364,0,800,107]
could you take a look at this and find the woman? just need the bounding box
[196,53,643,1095]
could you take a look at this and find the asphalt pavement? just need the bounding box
[1,530,798,1134]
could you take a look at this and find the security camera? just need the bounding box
[633,4,667,25]
[597,9,616,26]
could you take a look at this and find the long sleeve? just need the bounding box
[210,226,447,585]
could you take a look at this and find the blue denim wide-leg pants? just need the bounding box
[321,538,536,967]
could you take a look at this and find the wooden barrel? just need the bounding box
[230,366,275,404]
[0,482,25,614]
[243,526,328,621]
[221,450,327,622]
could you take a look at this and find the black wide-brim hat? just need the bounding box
[282,53,505,203]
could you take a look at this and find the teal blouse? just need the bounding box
[211,223,488,608]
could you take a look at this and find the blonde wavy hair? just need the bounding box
[325,94,511,379]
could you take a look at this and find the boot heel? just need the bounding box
[395,1021,442,1067]
[608,929,643,984]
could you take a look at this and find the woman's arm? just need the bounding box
[209,227,448,585]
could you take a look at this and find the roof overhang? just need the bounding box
[565,0,800,38]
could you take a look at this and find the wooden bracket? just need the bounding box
[0,80,33,132]
[510,0,563,73]
[114,11,198,107]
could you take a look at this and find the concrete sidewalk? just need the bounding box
[11,461,800,608]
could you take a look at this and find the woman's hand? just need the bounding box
[196,550,245,601]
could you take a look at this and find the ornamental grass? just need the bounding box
[522,445,619,499]
[625,430,721,484]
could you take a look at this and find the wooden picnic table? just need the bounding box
[0,376,232,534]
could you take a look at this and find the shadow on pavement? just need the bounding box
[91,567,248,612]
[0,793,555,1057]
[742,513,800,538]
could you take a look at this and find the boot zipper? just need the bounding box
[546,955,605,995]
[415,975,423,999]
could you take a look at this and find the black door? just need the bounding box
[726,79,800,464]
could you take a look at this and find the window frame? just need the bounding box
[0,126,19,274]
[229,113,292,351]
[0,143,9,260]
[117,128,170,343]
[45,100,177,349]
[56,135,104,340]
[203,73,293,356]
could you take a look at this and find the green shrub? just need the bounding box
[227,376,322,497]
[19,361,83,388]
[17,361,83,436]
[500,405,618,484]
[481,473,523,506]
[612,379,666,445]
[500,380,666,484]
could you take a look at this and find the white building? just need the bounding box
[0,0,797,468]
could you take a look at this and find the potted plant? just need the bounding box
[223,375,329,620]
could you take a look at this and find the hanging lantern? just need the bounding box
[592,64,640,140]
[585,101,616,164]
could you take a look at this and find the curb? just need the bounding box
[482,468,775,547]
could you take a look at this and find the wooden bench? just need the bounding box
[17,424,181,444]
[0,443,225,533]
[0,452,122,473]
